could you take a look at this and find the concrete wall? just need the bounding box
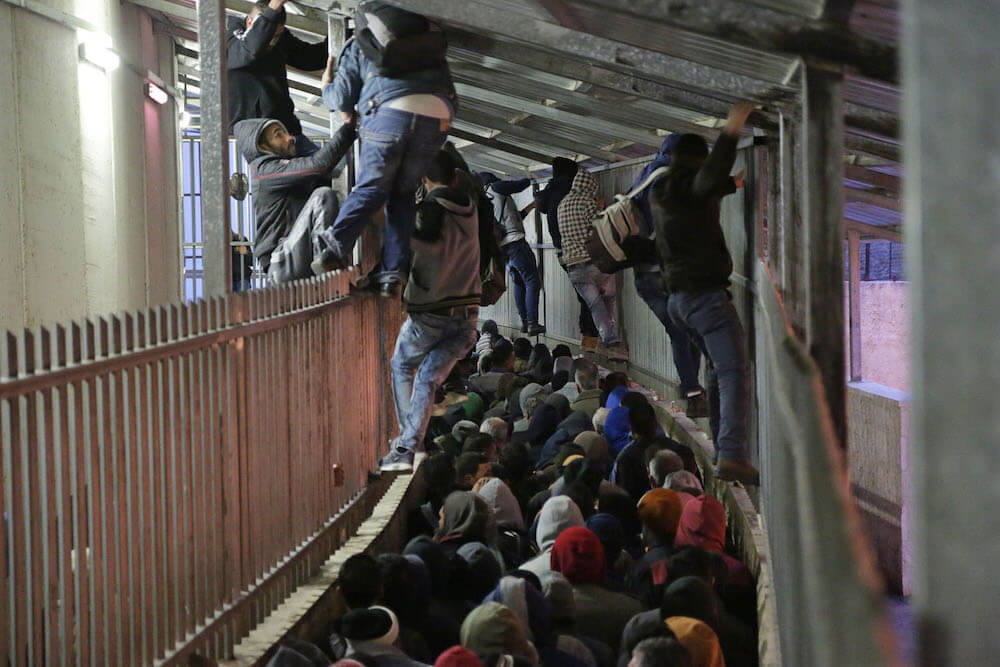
[847,382,910,594]
[0,0,181,333]
[845,280,910,392]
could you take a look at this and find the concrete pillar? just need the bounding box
[800,66,847,448]
[198,0,231,297]
[903,0,1000,663]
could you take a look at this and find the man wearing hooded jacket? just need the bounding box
[234,116,356,284]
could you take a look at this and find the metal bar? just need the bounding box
[847,229,862,382]
[843,163,900,191]
[844,185,900,211]
[778,112,806,334]
[801,66,846,448]
[449,127,561,165]
[844,218,901,243]
[198,0,231,298]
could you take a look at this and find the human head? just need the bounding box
[491,339,515,372]
[462,392,486,423]
[660,576,720,629]
[668,547,715,586]
[535,495,585,553]
[550,526,605,585]
[600,372,630,405]
[247,0,286,43]
[338,554,383,609]
[664,616,724,667]
[672,134,710,168]
[585,513,625,572]
[482,320,500,337]
[456,453,491,488]
[480,417,509,449]
[628,636,692,667]
[603,407,633,455]
[592,407,610,434]
[478,352,494,375]
[674,495,726,553]
[666,470,704,495]
[423,149,458,190]
[574,360,599,391]
[574,431,609,465]
[475,477,524,531]
[257,120,296,158]
[434,646,484,667]
[457,542,503,600]
[538,570,575,626]
[628,401,658,438]
[637,488,684,545]
[498,441,531,481]
[376,554,428,620]
[423,452,457,495]
[551,344,572,360]
[340,605,400,648]
[483,576,557,649]
[649,449,684,488]
[513,337,533,361]
[463,432,498,462]
[551,157,578,180]
[453,420,481,447]
[436,490,495,544]
[460,602,539,665]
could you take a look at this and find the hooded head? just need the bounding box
[476,477,525,531]
[551,157,578,180]
[550,526,605,585]
[603,407,633,454]
[657,133,683,162]
[461,602,539,665]
[664,616,725,667]
[436,491,496,545]
[234,118,294,162]
[483,576,556,648]
[545,392,571,420]
[403,535,451,596]
[453,420,481,445]
[666,470,704,495]
[457,542,503,600]
[637,488,684,542]
[538,571,575,624]
[585,513,625,570]
[660,577,720,630]
[434,646,484,667]
[674,495,726,553]
[574,431,609,465]
[463,392,486,423]
[552,356,573,376]
[536,495,585,553]
[482,320,500,337]
[519,383,548,419]
[605,385,630,411]
[570,169,598,197]
[592,407,611,434]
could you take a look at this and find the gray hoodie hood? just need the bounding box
[536,495,584,552]
[234,117,287,163]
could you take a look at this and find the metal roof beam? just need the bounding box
[454,83,664,148]
[457,109,628,163]
[845,185,900,211]
[127,0,327,37]
[446,30,778,130]
[565,0,896,83]
[844,218,901,243]
[844,164,900,191]
[379,0,796,107]
[448,128,557,165]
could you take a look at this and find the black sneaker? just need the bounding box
[311,248,347,276]
[526,323,546,336]
[379,446,414,472]
[520,322,529,333]
[686,392,709,419]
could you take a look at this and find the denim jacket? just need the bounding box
[322,39,458,117]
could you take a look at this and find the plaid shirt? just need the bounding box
[556,170,601,266]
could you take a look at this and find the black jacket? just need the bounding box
[227,10,328,136]
[534,175,574,251]
[234,118,356,262]
[651,133,739,293]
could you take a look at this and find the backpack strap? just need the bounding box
[623,166,670,200]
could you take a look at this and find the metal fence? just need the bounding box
[0,270,404,665]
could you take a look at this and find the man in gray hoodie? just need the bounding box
[234,116,356,283]
[520,495,585,578]
[381,150,482,471]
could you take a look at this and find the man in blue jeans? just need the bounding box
[381,150,481,471]
[480,173,545,335]
[651,102,759,485]
[626,135,706,416]
[312,15,457,297]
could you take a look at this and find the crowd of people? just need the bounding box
[267,334,759,667]
[224,2,763,664]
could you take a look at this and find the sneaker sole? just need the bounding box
[379,461,414,472]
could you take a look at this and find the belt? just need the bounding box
[435,304,479,318]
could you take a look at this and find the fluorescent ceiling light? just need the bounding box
[79,34,120,71]
[147,81,169,105]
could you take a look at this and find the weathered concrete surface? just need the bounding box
[848,382,909,594]
[844,281,910,392]
[0,0,181,332]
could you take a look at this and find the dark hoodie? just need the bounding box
[227,11,328,136]
[534,158,579,251]
[651,132,740,293]
[405,185,482,313]
[234,118,356,263]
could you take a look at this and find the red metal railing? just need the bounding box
[0,269,404,665]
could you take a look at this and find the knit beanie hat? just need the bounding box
[339,606,399,645]
[435,646,484,667]
[637,488,684,538]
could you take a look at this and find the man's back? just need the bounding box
[651,133,740,293]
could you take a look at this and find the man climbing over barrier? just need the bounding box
[228,0,329,155]
[381,150,481,472]
[312,2,457,298]
[651,101,760,485]
[234,113,356,284]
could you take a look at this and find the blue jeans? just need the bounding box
[320,107,447,284]
[567,262,619,344]
[667,290,749,462]
[391,309,479,452]
[634,270,703,395]
[504,239,541,324]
